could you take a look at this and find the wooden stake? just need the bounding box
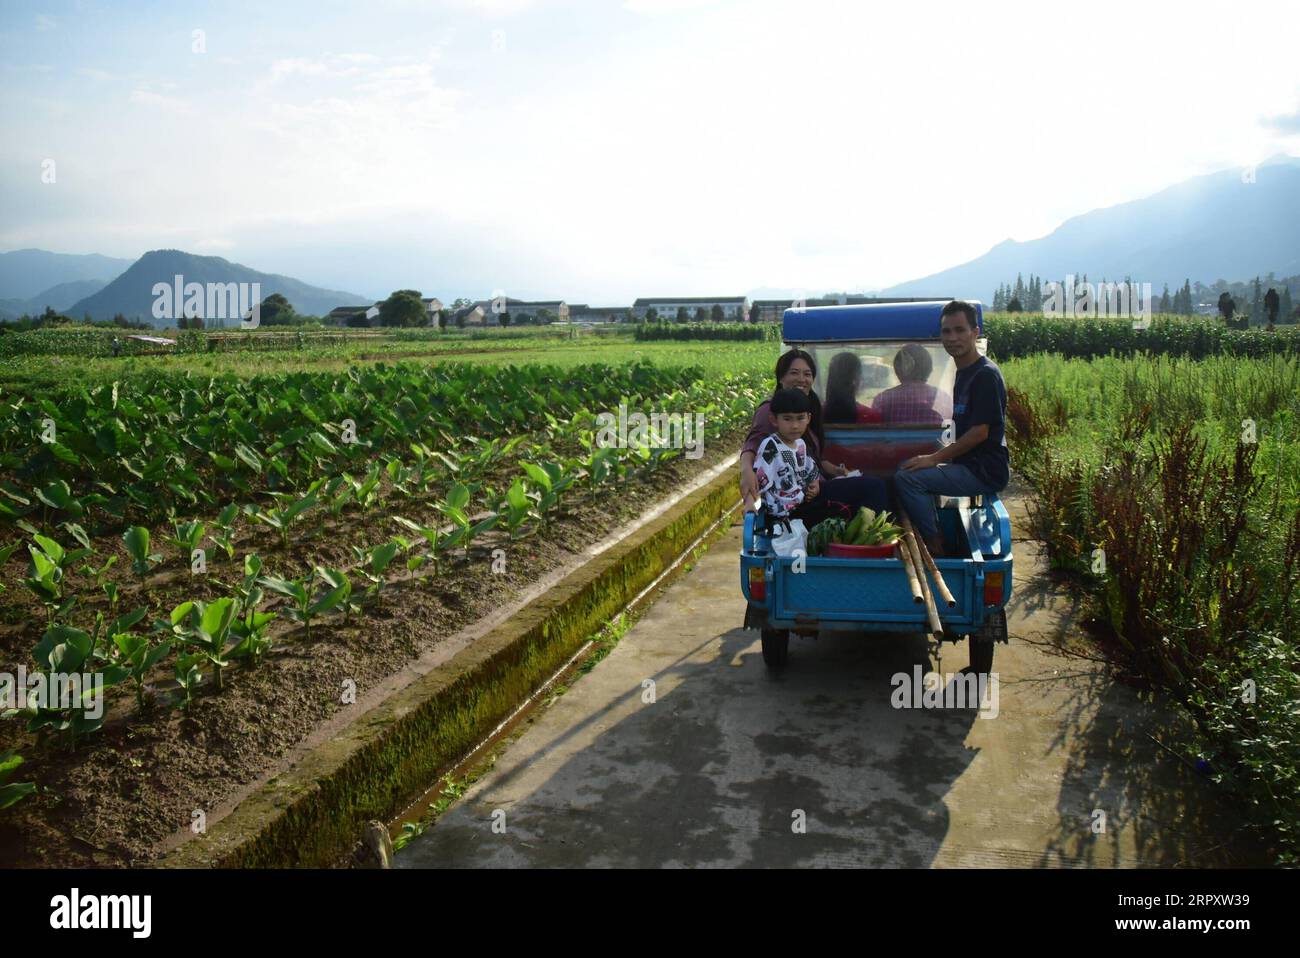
[899,511,957,608]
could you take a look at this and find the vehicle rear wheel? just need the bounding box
[761,627,789,669]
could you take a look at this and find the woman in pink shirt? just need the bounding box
[739,348,888,525]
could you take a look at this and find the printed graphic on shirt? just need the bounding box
[756,435,818,518]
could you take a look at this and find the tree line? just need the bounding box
[992,272,1298,325]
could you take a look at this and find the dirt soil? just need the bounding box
[0,428,745,868]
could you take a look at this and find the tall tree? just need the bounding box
[1217,291,1236,322]
[260,293,294,326]
[1159,284,1171,312]
[379,289,426,327]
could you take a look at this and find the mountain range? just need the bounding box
[880,155,1300,300]
[0,249,371,324]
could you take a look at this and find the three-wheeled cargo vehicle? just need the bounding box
[740,300,1013,672]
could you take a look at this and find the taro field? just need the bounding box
[0,347,771,864]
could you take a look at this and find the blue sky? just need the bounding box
[2,0,1298,301]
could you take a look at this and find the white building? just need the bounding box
[632,296,749,321]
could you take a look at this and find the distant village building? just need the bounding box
[567,304,628,324]
[633,296,749,321]
[500,299,567,323]
[326,305,370,325]
[454,303,488,326]
[422,297,444,323]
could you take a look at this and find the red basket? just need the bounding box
[826,540,899,559]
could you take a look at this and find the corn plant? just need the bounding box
[0,751,36,810]
[208,503,240,562]
[123,526,162,580]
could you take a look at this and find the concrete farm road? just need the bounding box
[397,485,1251,868]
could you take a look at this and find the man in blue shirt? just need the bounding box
[894,300,1009,556]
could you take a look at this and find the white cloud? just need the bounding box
[128,89,191,113]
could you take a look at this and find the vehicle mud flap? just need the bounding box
[743,602,766,632]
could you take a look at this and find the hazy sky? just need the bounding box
[2,0,1298,301]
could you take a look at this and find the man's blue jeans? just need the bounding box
[893,464,994,541]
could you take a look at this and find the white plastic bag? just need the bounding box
[769,518,808,557]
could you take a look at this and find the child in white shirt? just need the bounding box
[754,387,821,521]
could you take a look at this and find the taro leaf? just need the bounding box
[32,534,65,566]
[309,575,351,617]
[522,463,553,492]
[60,522,91,550]
[34,480,83,518]
[109,606,148,639]
[506,479,529,511]
[34,625,92,673]
[257,575,309,604]
[368,541,400,575]
[234,443,263,473]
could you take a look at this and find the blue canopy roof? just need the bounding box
[782,301,982,342]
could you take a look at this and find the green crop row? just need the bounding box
[634,322,781,342]
[986,314,1300,361]
[0,360,749,536]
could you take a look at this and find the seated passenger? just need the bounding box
[822,351,884,424]
[871,343,953,425]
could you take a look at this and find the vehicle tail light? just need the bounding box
[983,571,1004,606]
[749,566,766,601]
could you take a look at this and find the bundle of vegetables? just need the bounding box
[807,508,904,555]
[844,507,903,545]
[806,517,846,556]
